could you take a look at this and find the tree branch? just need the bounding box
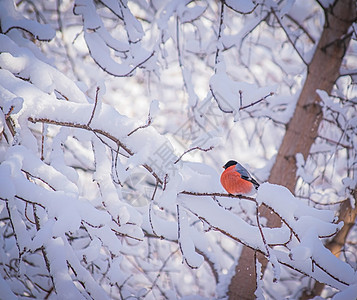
[174,146,214,164]
[87,86,100,127]
[271,8,308,65]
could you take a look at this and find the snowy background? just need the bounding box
[0,0,356,299]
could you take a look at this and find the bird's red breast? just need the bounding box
[220,165,254,195]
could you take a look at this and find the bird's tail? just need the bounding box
[251,178,260,190]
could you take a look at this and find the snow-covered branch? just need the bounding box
[1,0,356,299]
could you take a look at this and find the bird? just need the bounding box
[220,160,260,195]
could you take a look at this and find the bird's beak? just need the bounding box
[222,165,224,169]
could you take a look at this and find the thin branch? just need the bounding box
[21,169,56,191]
[15,195,46,209]
[3,25,53,42]
[33,205,56,292]
[3,106,16,138]
[87,86,100,127]
[299,195,347,207]
[224,1,258,15]
[41,123,46,161]
[111,146,124,186]
[142,249,179,298]
[321,32,353,53]
[211,88,274,114]
[177,204,197,269]
[179,190,256,201]
[239,92,274,111]
[316,135,352,149]
[195,247,220,283]
[176,16,198,108]
[88,49,155,77]
[28,117,164,185]
[148,180,162,238]
[214,1,225,67]
[5,201,22,256]
[180,190,341,243]
[255,202,278,282]
[239,90,243,108]
[127,115,152,136]
[5,105,14,119]
[24,202,36,225]
[111,227,143,242]
[285,14,316,44]
[271,8,308,65]
[163,174,168,191]
[97,0,124,21]
[174,146,214,164]
[93,131,129,159]
[210,86,234,113]
[182,197,349,287]
[315,0,326,11]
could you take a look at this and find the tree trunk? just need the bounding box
[228,0,356,298]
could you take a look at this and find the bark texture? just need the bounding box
[228,0,356,298]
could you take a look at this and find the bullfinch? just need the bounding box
[220,160,259,195]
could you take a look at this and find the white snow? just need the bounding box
[1,0,355,299]
[0,0,55,41]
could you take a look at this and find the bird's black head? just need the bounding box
[223,160,237,169]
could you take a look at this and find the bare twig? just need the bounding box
[148,180,162,238]
[142,248,179,298]
[127,115,152,136]
[177,204,197,269]
[15,195,45,209]
[41,123,45,161]
[21,169,56,191]
[176,16,198,108]
[255,202,278,282]
[211,88,274,114]
[2,105,16,138]
[28,117,164,185]
[111,146,124,186]
[239,92,274,110]
[285,14,316,44]
[5,201,22,256]
[24,202,36,225]
[3,25,53,42]
[271,9,308,65]
[239,90,243,108]
[316,135,352,149]
[163,174,168,191]
[33,205,56,292]
[174,146,214,164]
[88,49,155,77]
[210,87,234,113]
[87,86,100,127]
[5,105,14,119]
[214,1,225,67]
[111,226,144,242]
[224,1,258,15]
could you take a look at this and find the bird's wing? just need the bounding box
[235,162,260,189]
[234,162,251,178]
